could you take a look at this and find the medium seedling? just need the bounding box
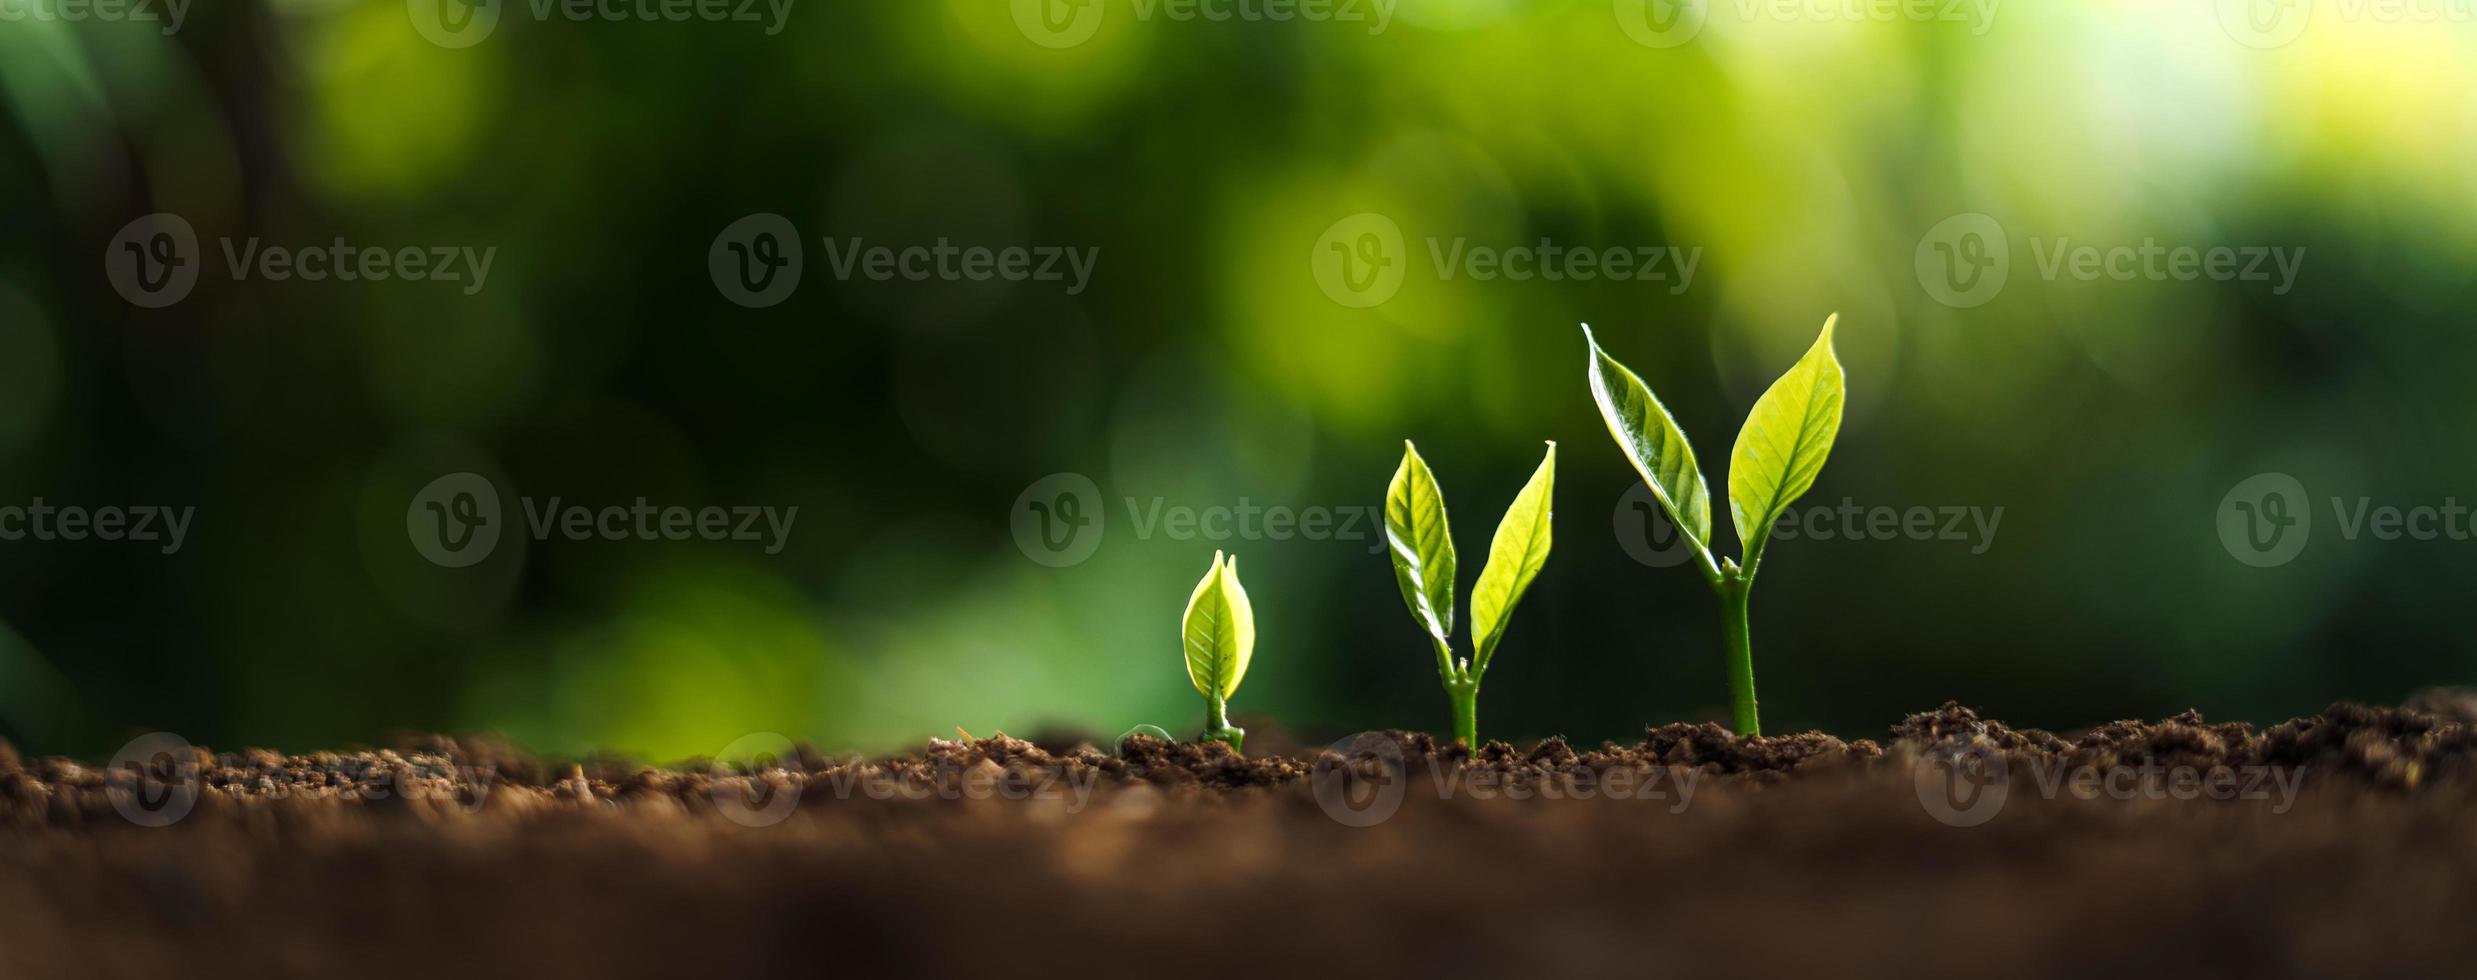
[1182,550,1256,752]
[1583,316,1845,737]
[1383,440,1556,747]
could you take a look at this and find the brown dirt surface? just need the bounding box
[7,698,2477,979]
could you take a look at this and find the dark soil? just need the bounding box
[9,699,2477,979]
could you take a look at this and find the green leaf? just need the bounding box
[1181,551,1254,699]
[1727,314,1847,569]
[1384,440,1457,643]
[1583,324,1714,568]
[1471,442,1554,670]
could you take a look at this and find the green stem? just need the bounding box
[1202,694,1245,753]
[1445,675,1480,747]
[1718,575,1759,737]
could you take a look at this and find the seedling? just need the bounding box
[1383,440,1556,747]
[1182,550,1256,752]
[1583,316,1845,737]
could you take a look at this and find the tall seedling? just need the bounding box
[1584,316,1846,736]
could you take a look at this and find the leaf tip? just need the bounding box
[1813,314,1846,372]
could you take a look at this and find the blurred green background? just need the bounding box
[3,0,2474,758]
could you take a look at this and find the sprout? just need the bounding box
[1181,550,1255,752]
[1584,316,1846,737]
[1383,440,1557,746]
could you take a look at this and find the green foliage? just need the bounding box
[1383,442,1457,643]
[1384,440,1557,745]
[1585,324,1716,575]
[1728,318,1847,571]
[1585,316,1846,737]
[1473,447,1556,669]
[1181,550,1254,751]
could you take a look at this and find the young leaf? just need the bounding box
[1181,551,1255,699]
[1471,442,1555,670]
[1727,314,1846,568]
[1384,441,1458,642]
[1583,324,1715,570]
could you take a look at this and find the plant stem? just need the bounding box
[1718,575,1760,737]
[1444,675,1481,747]
[1202,694,1245,753]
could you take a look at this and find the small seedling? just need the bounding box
[1383,440,1556,747]
[1583,316,1845,737]
[1181,550,1255,752]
